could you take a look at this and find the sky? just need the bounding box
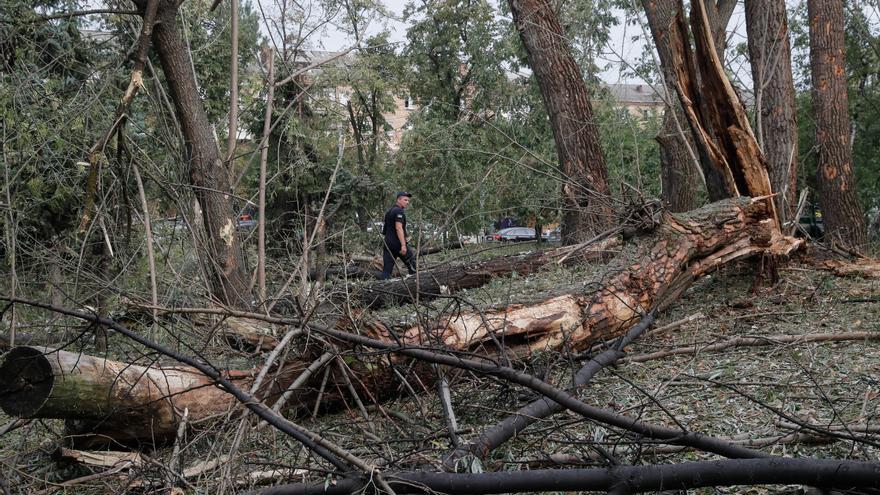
[307,0,685,86]
[261,0,877,88]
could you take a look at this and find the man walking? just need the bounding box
[380,192,417,279]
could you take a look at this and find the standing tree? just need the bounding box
[745,0,798,223]
[507,0,612,243]
[138,0,253,308]
[807,0,866,251]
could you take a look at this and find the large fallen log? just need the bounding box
[355,237,620,309]
[0,346,254,444]
[0,198,799,445]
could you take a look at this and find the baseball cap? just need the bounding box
[396,191,413,198]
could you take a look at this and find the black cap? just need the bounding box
[396,191,412,198]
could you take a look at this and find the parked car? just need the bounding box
[236,216,257,232]
[542,227,561,242]
[493,227,536,242]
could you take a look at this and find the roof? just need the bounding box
[604,82,755,108]
[606,83,668,106]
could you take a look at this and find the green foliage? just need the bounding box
[403,0,509,120]
[595,103,662,198]
[558,0,625,84]
[392,0,664,235]
[181,0,262,125]
[0,0,106,253]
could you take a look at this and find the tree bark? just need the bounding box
[658,106,701,212]
[643,0,736,206]
[507,0,612,244]
[807,0,867,252]
[0,346,252,445]
[745,0,798,224]
[642,0,736,212]
[149,0,253,308]
[257,458,880,495]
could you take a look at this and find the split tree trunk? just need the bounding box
[507,0,612,243]
[745,0,798,223]
[0,199,799,444]
[807,0,867,252]
[645,0,736,211]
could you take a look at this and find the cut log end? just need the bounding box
[0,346,54,417]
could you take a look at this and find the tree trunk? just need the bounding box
[745,0,798,224]
[507,0,612,244]
[149,0,253,309]
[0,200,800,445]
[807,0,867,252]
[357,238,618,309]
[658,107,701,212]
[366,198,797,360]
[643,0,736,206]
[0,346,252,445]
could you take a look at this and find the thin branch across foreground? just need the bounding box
[254,458,880,494]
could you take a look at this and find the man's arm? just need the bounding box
[395,222,407,254]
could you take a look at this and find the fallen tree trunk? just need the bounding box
[358,197,798,359]
[0,346,253,444]
[356,238,619,309]
[0,198,799,445]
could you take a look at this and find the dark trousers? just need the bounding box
[380,244,417,279]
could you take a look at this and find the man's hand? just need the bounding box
[400,245,407,255]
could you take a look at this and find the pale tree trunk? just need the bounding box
[745,0,798,224]
[148,0,253,308]
[807,0,866,252]
[644,0,736,210]
[0,346,253,445]
[257,46,274,306]
[507,0,612,244]
[226,0,240,175]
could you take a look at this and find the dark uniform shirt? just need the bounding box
[382,205,407,248]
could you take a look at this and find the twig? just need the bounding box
[166,407,189,489]
[335,356,377,434]
[0,419,29,437]
[132,161,159,335]
[273,352,335,414]
[434,365,461,448]
[255,45,273,307]
[642,312,704,340]
[312,364,332,419]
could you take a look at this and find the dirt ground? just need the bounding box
[1,251,878,494]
